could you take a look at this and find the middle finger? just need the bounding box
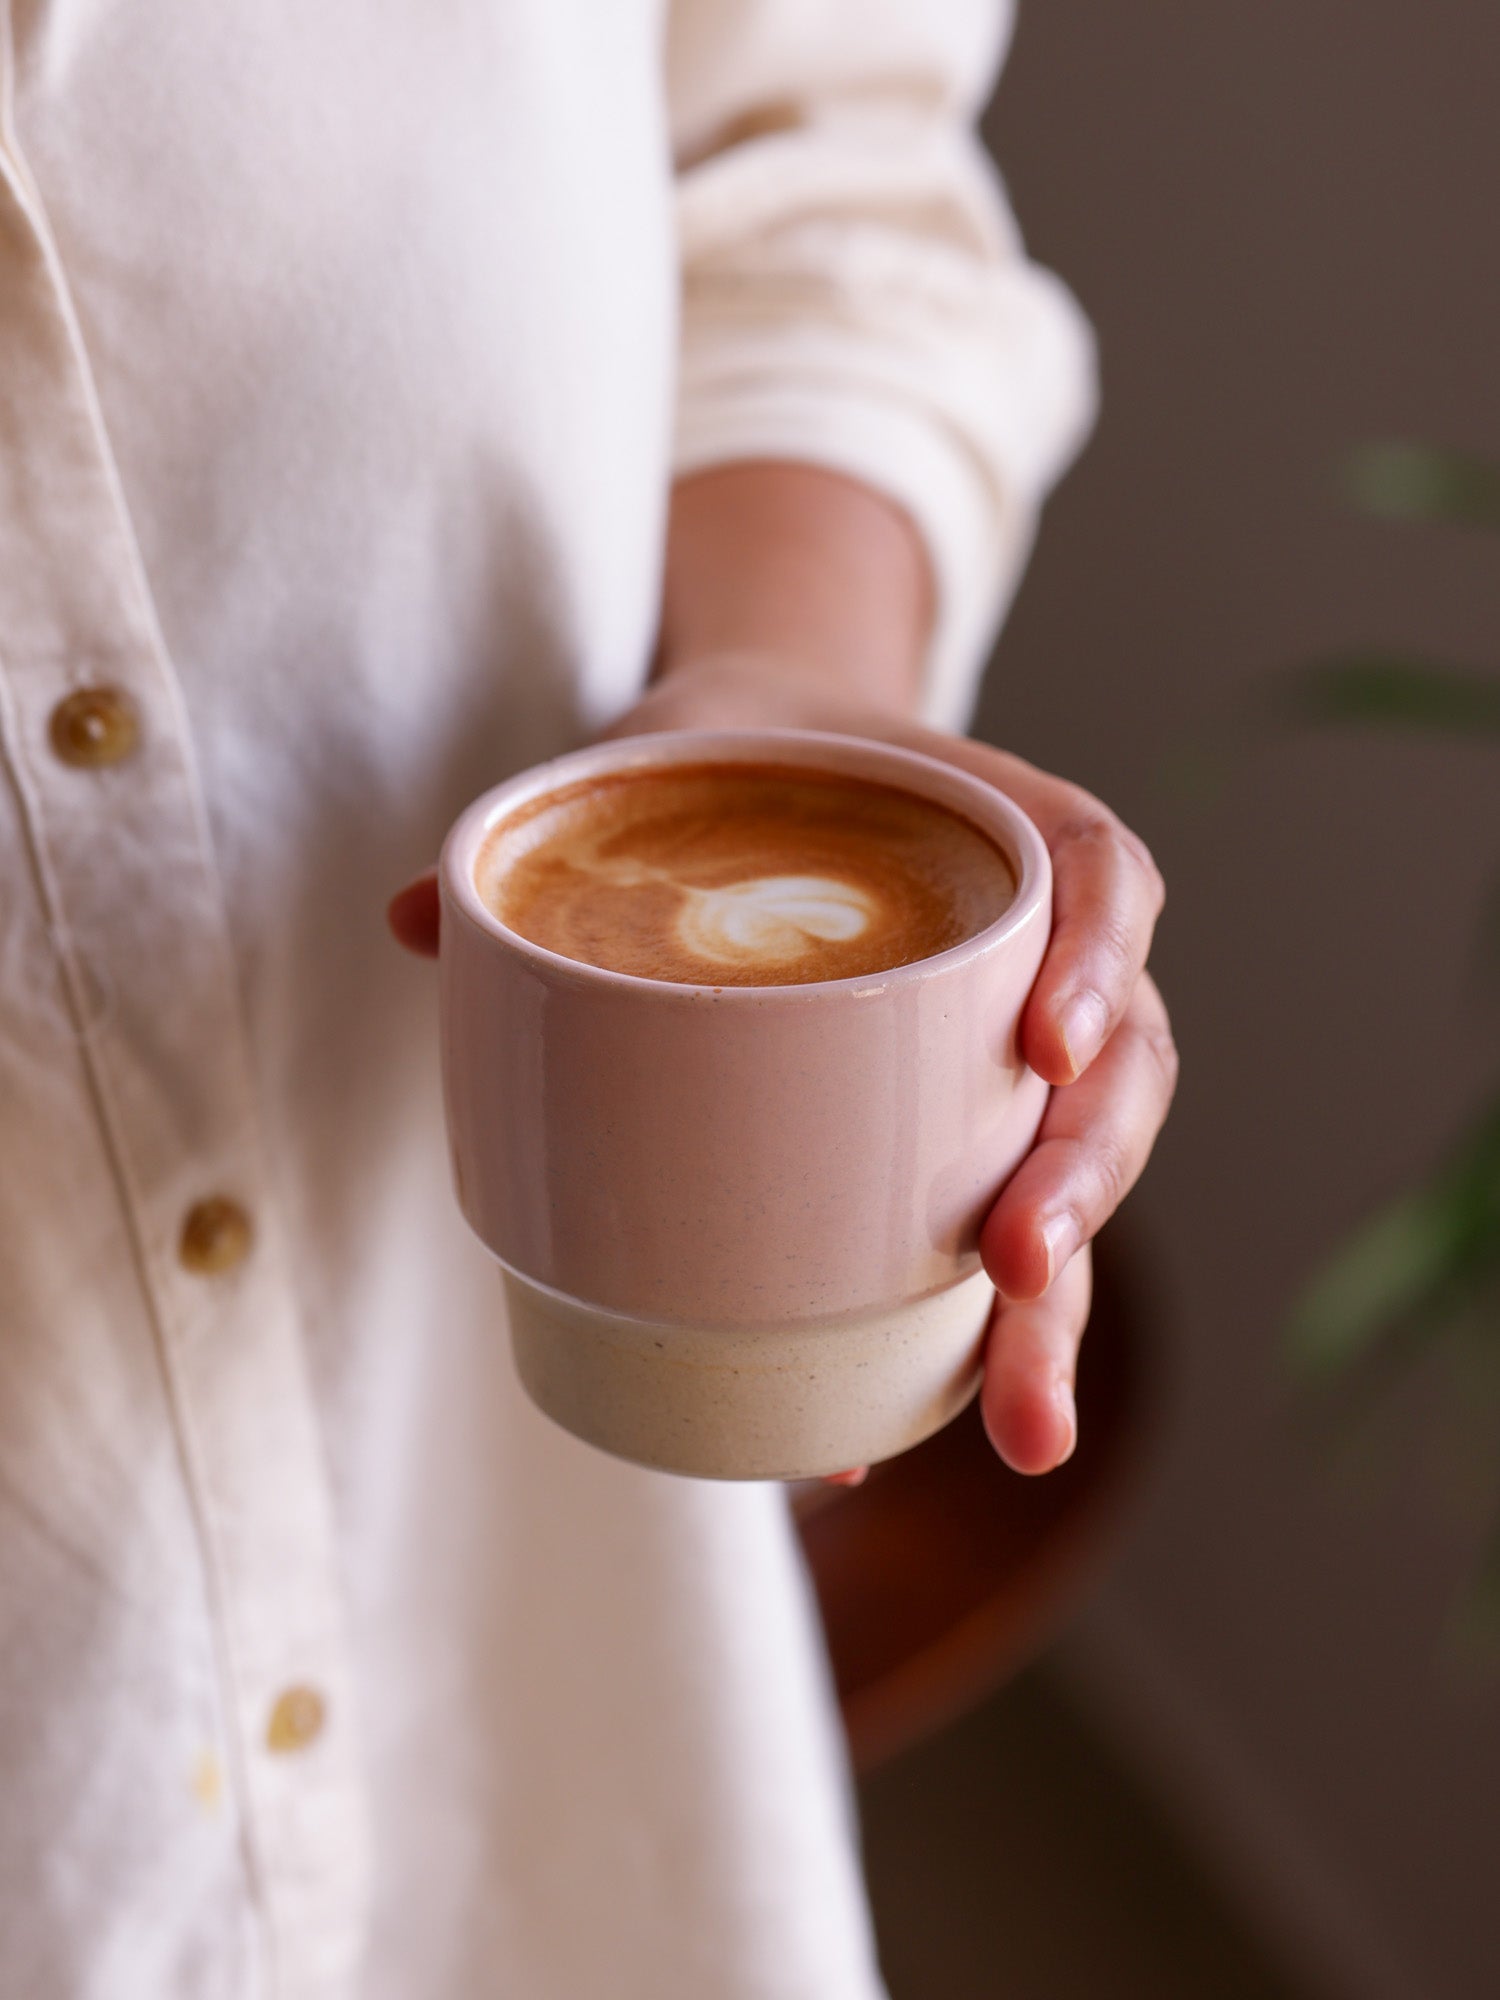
[981,972,1178,1303]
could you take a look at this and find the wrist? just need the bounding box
[651,645,915,726]
[659,463,932,720]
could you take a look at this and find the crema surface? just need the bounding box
[476,763,1016,985]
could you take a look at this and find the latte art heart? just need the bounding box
[677,875,873,966]
[477,762,1016,987]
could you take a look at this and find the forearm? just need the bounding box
[656,463,933,721]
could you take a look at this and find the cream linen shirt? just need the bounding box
[0,3,1093,1995]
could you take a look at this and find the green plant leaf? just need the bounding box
[1272,654,1500,736]
[1342,442,1500,530]
[1289,1098,1500,1376]
[1290,1194,1467,1375]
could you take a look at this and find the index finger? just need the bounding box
[1011,782,1164,1087]
[850,730,1166,1088]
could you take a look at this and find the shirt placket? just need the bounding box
[0,139,368,2000]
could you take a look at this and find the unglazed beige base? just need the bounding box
[500,1264,996,1481]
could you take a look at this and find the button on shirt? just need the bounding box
[0,4,1093,1996]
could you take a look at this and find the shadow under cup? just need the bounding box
[438,728,1052,1481]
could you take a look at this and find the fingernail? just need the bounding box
[1041,1213,1075,1290]
[1059,991,1109,1079]
[1052,1383,1078,1466]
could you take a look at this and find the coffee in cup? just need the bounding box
[473,761,1017,987]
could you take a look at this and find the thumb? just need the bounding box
[387,872,441,957]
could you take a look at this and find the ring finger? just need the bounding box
[981,1242,1093,1474]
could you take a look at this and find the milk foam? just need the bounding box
[676,875,873,967]
[479,761,1017,987]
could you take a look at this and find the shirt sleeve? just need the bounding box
[666,0,1097,728]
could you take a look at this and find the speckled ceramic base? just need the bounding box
[500,1264,996,1481]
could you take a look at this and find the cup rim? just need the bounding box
[438,727,1052,1002]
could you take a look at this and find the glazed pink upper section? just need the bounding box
[440,729,1051,1327]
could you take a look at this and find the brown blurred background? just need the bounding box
[853,5,1500,1996]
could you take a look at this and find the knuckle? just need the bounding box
[1128,834,1167,915]
[1053,798,1119,858]
[1108,818,1165,914]
[1056,803,1165,916]
[1062,922,1136,1020]
[1090,1129,1132,1213]
[1032,1140,1092,1232]
[1091,908,1140,982]
[1142,1020,1181,1103]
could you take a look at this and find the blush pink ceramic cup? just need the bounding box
[439,728,1052,1480]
